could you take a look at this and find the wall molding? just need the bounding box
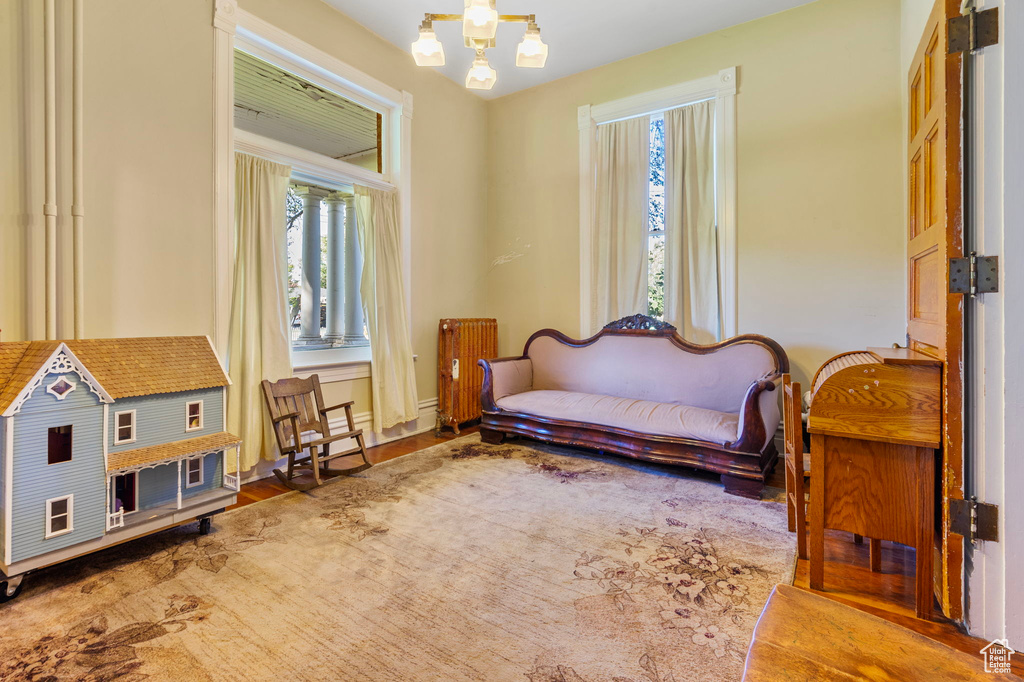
[578,67,739,337]
[239,397,440,484]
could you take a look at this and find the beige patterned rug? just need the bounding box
[1,434,795,682]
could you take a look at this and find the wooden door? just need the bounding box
[906,0,964,620]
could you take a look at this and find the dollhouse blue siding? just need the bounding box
[108,388,223,454]
[133,451,224,513]
[10,374,106,564]
[183,453,224,498]
[137,463,178,510]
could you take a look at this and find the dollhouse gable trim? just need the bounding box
[1,343,113,417]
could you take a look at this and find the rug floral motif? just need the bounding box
[0,434,793,681]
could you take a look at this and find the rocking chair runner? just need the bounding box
[261,375,370,491]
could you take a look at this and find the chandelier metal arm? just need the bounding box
[423,12,535,24]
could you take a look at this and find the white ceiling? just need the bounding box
[322,0,816,99]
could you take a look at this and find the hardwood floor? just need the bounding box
[231,428,1021,677]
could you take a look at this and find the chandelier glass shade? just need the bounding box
[515,25,548,68]
[462,0,499,40]
[465,53,497,90]
[411,26,446,66]
[410,2,546,90]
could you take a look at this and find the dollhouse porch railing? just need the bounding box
[224,473,239,491]
[106,509,125,531]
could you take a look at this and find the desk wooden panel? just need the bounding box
[807,348,941,620]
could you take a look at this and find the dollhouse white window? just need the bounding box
[186,401,204,432]
[45,495,74,538]
[186,457,204,488]
[114,410,136,444]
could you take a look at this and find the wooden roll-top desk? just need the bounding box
[806,347,942,620]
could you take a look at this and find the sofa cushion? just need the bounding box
[495,390,739,445]
[527,334,777,414]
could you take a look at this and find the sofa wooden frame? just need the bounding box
[478,316,789,498]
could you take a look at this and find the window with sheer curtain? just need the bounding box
[579,69,737,341]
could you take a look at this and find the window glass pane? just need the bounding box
[234,50,382,172]
[50,499,67,516]
[50,514,68,533]
[648,234,665,319]
[648,115,666,319]
[118,413,132,427]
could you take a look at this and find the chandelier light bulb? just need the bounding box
[411,25,445,66]
[515,25,548,68]
[463,0,498,40]
[465,54,497,90]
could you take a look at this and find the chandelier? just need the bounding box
[411,0,548,90]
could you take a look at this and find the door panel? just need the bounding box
[906,0,964,620]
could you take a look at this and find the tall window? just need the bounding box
[234,48,375,354]
[648,115,666,318]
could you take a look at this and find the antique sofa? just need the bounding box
[478,315,789,498]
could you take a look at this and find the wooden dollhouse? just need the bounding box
[0,336,241,601]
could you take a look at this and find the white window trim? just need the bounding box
[44,494,74,539]
[113,409,136,445]
[212,1,413,363]
[186,457,204,489]
[186,400,204,432]
[578,67,738,338]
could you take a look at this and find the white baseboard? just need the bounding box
[240,397,440,485]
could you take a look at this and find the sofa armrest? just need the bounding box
[727,373,782,453]
[479,357,533,412]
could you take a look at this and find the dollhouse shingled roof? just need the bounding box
[107,431,242,472]
[0,337,230,413]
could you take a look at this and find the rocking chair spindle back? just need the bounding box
[261,374,370,490]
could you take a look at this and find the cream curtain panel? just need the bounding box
[355,186,419,432]
[591,115,650,334]
[664,100,721,343]
[227,152,294,471]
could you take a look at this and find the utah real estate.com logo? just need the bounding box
[980,639,1015,674]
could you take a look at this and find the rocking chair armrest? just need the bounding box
[272,411,301,424]
[319,401,355,415]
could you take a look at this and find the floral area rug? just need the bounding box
[0,434,794,681]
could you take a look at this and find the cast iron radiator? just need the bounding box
[436,318,498,434]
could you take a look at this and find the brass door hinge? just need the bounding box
[950,496,999,542]
[949,253,998,295]
[948,7,999,54]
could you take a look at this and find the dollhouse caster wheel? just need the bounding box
[0,576,24,603]
[198,517,212,535]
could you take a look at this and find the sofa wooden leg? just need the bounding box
[480,428,506,445]
[721,474,763,499]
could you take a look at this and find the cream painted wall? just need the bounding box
[1,0,489,434]
[485,0,907,385]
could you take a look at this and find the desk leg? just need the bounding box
[915,446,935,620]
[809,433,825,591]
[869,538,882,573]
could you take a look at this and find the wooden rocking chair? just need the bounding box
[261,375,370,491]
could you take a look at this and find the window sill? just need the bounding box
[292,347,418,384]
[293,345,372,382]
